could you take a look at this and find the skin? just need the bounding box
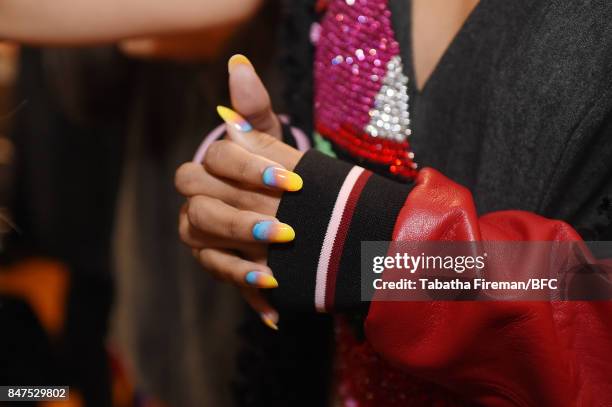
[0,0,262,45]
[118,25,240,61]
[0,0,481,323]
[176,60,298,323]
[412,0,479,91]
[177,2,482,323]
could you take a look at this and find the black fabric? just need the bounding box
[279,1,318,137]
[241,0,612,405]
[268,149,413,312]
[233,310,334,407]
[280,121,298,149]
[390,0,612,233]
[268,149,353,312]
[334,173,412,311]
[234,4,333,407]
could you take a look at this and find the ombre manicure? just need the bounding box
[262,166,303,191]
[217,105,253,133]
[245,271,279,289]
[252,221,295,243]
[260,312,279,331]
[228,54,253,71]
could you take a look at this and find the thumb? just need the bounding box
[228,54,282,139]
[216,106,302,171]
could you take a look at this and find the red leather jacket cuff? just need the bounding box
[364,168,610,406]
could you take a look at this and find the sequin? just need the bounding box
[310,22,322,44]
[333,55,344,65]
[314,0,417,180]
[334,317,467,406]
[365,55,412,142]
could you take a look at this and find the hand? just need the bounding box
[119,26,237,62]
[176,55,303,329]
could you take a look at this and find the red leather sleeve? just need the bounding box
[365,168,612,406]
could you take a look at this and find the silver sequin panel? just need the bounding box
[365,55,412,142]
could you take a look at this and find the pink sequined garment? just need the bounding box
[314,0,417,179]
[314,1,465,406]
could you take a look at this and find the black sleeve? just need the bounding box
[267,149,413,313]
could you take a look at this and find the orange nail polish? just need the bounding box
[260,313,279,331]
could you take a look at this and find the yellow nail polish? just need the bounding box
[228,54,253,71]
[245,271,279,289]
[252,221,295,243]
[217,105,253,132]
[262,167,304,191]
[261,313,279,331]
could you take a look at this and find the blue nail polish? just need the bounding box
[252,221,295,242]
[245,271,259,285]
[252,221,273,241]
[245,271,278,288]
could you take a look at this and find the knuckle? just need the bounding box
[178,215,190,243]
[179,216,205,248]
[187,197,207,229]
[197,249,214,269]
[204,140,230,169]
[227,213,242,240]
[236,159,255,180]
[253,132,278,152]
[174,162,202,194]
[236,156,250,178]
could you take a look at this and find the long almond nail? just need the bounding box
[260,312,279,331]
[252,221,295,243]
[262,167,303,191]
[217,105,252,132]
[228,54,253,72]
[245,271,279,289]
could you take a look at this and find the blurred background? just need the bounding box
[0,1,283,406]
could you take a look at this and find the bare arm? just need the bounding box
[0,0,262,44]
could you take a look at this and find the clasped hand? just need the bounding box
[175,55,304,329]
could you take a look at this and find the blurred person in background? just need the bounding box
[5,0,612,406]
[0,1,280,406]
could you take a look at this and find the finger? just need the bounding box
[176,163,280,214]
[228,54,282,139]
[204,137,303,192]
[196,248,278,289]
[216,106,303,171]
[179,204,264,250]
[187,195,295,243]
[176,162,280,206]
[241,287,279,330]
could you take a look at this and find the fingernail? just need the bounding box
[252,221,295,242]
[262,167,303,191]
[260,312,279,331]
[228,54,253,72]
[245,271,279,289]
[217,105,253,133]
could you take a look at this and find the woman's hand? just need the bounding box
[176,56,303,329]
